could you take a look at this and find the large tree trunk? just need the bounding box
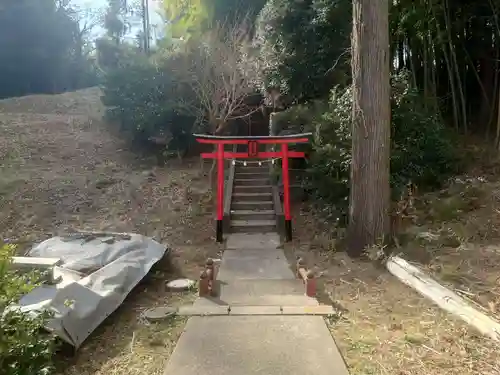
[348,0,391,256]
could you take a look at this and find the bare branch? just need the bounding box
[175,18,261,134]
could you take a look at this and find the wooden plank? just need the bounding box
[387,255,500,341]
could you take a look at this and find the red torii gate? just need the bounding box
[194,133,311,243]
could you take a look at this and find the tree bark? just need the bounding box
[348,0,391,256]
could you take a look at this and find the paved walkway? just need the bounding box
[164,233,349,375]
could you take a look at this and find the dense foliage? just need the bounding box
[389,0,500,137]
[0,1,99,99]
[389,73,460,191]
[256,0,500,144]
[100,54,197,155]
[100,7,262,153]
[162,0,268,39]
[274,72,460,219]
[255,0,351,103]
[0,244,57,375]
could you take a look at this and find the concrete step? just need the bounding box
[177,305,336,316]
[231,201,274,210]
[164,316,350,375]
[235,172,270,179]
[233,185,272,194]
[215,279,318,306]
[234,178,270,186]
[217,248,293,280]
[231,210,275,221]
[232,192,273,202]
[226,233,281,250]
[235,166,269,174]
[193,280,318,307]
[230,219,276,233]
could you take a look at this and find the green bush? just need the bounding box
[389,73,461,191]
[275,72,461,219]
[302,89,352,219]
[255,0,351,103]
[0,243,57,375]
[100,54,197,156]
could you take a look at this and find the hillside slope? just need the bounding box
[0,89,222,375]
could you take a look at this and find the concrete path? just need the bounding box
[164,233,349,375]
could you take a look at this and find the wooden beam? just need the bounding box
[193,133,312,142]
[200,151,305,159]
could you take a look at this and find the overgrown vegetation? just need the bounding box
[272,72,461,219]
[100,54,196,155]
[99,11,263,155]
[257,0,500,138]
[0,244,57,375]
[255,0,351,103]
[257,0,486,223]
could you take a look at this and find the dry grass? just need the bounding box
[60,276,195,375]
[0,87,106,116]
[398,173,500,322]
[0,88,217,250]
[290,208,500,375]
[0,88,221,374]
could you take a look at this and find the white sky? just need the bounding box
[72,0,164,41]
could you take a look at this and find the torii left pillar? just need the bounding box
[216,143,224,242]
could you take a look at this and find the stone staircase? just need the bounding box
[230,164,277,234]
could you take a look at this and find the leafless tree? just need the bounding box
[175,19,262,135]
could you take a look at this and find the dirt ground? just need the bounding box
[291,194,500,374]
[0,88,221,374]
[402,172,500,322]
